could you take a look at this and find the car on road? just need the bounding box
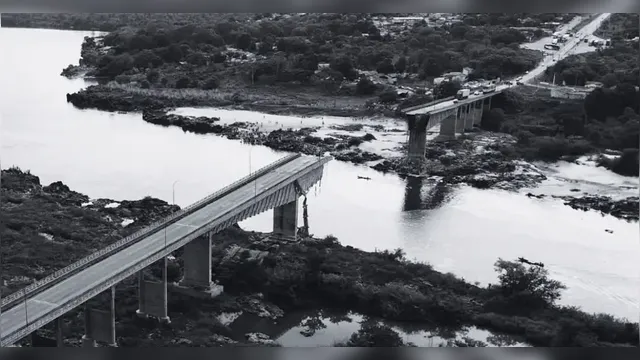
[473,90,481,95]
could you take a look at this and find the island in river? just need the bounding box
[1,168,637,347]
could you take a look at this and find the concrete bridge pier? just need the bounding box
[472,100,483,125]
[407,114,429,159]
[439,111,457,140]
[181,232,213,289]
[29,318,64,347]
[82,286,117,347]
[273,199,298,240]
[483,97,492,115]
[54,318,63,347]
[136,258,170,323]
[455,107,466,133]
[463,104,474,131]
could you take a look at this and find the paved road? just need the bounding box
[0,155,326,345]
[406,13,610,116]
[522,13,611,84]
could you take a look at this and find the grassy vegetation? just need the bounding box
[482,87,639,176]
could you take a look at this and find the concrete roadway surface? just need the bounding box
[406,13,611,116]
[522,13,611,84]
[0,155,324,345]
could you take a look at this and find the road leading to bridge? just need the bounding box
[406,13,611,117]
[0,154,330,346]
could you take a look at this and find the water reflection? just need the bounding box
[402,177,424,211]
[221,309,527,347]
[403,177,454,212]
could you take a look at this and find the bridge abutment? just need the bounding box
[273,199,298,240]
[136,259,170,323]
[407,114,429,159]
[82,286,117,347]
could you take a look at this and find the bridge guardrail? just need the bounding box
[0,153,302,311]
[0,155,332,347]
[401,96,455,114]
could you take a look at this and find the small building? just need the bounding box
[433,77,445,85]
[442,71,465,83]
[550,86,593,100]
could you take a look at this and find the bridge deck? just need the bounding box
[405,85,509,116]
[0,155,327,345]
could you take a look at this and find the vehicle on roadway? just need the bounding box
[456,88,470,100]
[482,84,496,94]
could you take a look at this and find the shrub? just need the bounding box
[378,89,398,103]
[201,77,220,90]
[493,258,566,309]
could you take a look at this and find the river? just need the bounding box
[1,27,638,336]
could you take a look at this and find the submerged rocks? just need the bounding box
[139,110,383,166]
[372,134,547,191]
[142,109,222,134]
[555,195,639,221]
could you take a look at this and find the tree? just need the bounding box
[378,89,398,103]
[146,69,160,83]
[235,33,253,51]
[493,258,566,309]
[482,108,505,131]
[600,73,618,87]
[185,52,207,66]
[175,77,191,89]
[98,54,134,78]
[133,50,163,69]
[610,148,639,176]
[394,56,407,73]
[201,76,220,90]
[330,55,357,81]
[433,80,461,99]
[345,323,406,347]
[376,59,395,74]
[356,77,377,95]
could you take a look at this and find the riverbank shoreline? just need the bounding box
[1,167,637,347]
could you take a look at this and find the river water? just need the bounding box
[1,27,638,336]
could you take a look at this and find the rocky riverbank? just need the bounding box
[66,83,386,118]
[141,109,383,164]
[1,168,638,347]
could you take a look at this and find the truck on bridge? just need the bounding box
[482,84,496,94]
[455,88,470,100]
